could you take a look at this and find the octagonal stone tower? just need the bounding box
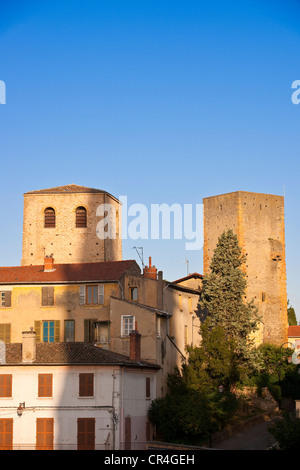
[21,184,122,266]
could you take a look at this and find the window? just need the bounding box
[79,373,94,397]
[130,287,138,301]
[76,206,87,228]
[0,324,11,343]
[41,286,54,306]
[36,418,53,450]
[38,374,52,397]
[44,208,56,228]
[94,321,110,344]
[79,285,104,305]
[146,377,151,399]
[121,315,135,337]
[0,291,11,308]
[34,320,60,343]
[188,297,193,313]
[77,418,95,450]
[87,285,98,305]
[64,320,75,342]
[43,321,55,343]
[0,419,13,450]
[0,375,12,397]
[179,294,183,311]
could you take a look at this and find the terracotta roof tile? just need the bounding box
[25,184,107,194]
[288,326,300,337]
[0,260,140,284]
[3,342,159,368]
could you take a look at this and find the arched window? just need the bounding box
[76,206,87,228]
[44,208,56,228]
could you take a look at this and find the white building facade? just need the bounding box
[0,332,158,450]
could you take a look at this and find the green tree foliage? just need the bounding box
[268,413,300,450]
[255,343,300,402]
[199,229,261,373]
[148,367,239,445]
[287,300,297,326]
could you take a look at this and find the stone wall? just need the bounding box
[203,191,288,346]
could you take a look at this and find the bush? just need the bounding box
[268,413,300,450]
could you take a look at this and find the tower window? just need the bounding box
[76,206,87,227]
[44,208,56,228]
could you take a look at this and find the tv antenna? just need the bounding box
[133,246,144,268]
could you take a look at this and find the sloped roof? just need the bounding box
[2,342,159,368]
[0,260,140,284]
[172,272,203,284]
[25,184,105,194]
[24,184,119,201]
[288,326,300,337]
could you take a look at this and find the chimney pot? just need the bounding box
[44,256,54,272]
[129,330,141,362]
[143,256,157,280]
[22,330,36,363]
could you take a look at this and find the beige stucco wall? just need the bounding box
[0,282,119,343]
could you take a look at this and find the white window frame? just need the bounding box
[121,315,135,337]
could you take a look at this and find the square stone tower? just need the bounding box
[21,184,122,266]
[203,191,288,346]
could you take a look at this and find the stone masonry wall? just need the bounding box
[203,191,288,346]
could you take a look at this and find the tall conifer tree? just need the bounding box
[200,229,261,367]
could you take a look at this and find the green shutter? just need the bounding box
[0,324,11,343]
[54,320,60,343]
[35,321,41,342]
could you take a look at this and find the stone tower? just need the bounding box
[21,184,122,266]
[203,191,288,346]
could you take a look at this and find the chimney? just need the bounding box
[22,330,36,363]
[129,330,141,362]
[143,257,157,280]
[44,255,54,272]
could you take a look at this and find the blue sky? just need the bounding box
[0,0,300,320]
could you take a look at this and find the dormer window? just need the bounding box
[44,208,56,228]
[76,206,87,227]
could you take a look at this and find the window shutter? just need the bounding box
[98,285,104,304]
[0,419,13,450]
[42,287,54,306]
[0,324,11,343]
[54,320,60,343]
[48,287,54,306]
[79,373,94,397]
[146,377,151,398]
[41,287,48,306]
[84,319,93,342]
[34,321,41,342]
[36,418,54,450]
[79,286,86,305]
[4,292,11,308]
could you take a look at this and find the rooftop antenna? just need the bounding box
[133,246,144,268]
[185,259,189,276]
